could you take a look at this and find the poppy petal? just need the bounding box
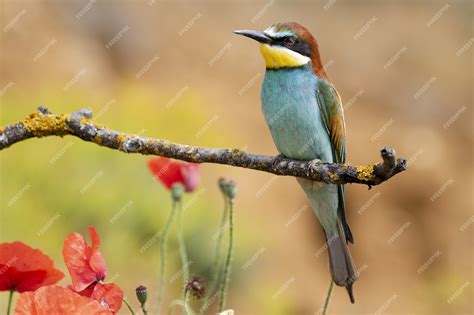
[14,285,112,315]
[88,227,107,281]
[147,158,184,190]
[179,163,200,192]
[63,228,107,292]
[89,283,123,313]
[75,282,95,298]
[0,242,64,292]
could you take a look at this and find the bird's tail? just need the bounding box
[325,219,357,303]
[296,178,357,303]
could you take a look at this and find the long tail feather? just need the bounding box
[326,220,357,303]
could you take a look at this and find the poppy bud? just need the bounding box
[171,183,185,202]
[218,178,238,202]
[136,285,148,305]
[185,275,207,299]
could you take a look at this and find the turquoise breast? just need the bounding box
[261,64,333,162]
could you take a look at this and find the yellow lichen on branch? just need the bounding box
[22,112,71,137]
[328,172,339,182]
[116,134,129,146]
[356,165,376,182]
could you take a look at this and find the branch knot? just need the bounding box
[123,138,144,153]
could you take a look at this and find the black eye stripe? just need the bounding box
[292,43,312,58]
[273,35,298,43]
[265,33,311,58]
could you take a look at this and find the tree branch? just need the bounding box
[0,106,407,186]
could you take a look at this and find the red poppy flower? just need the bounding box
[148,157,200,192]
[14,285,112,315]
[62,226,123,313]
[62,226,107,292]
[0,242,64,292]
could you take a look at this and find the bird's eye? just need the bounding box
[283,37,297,46]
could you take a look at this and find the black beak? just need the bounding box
[233,30,272,44]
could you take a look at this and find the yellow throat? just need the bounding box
[259,44,311,69]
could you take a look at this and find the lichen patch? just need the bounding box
[22,112,71,137]
[356,164,376,182]
[328,172,340,183]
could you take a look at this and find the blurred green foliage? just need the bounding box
[0,86,263,314]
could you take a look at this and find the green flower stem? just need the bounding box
[167,298,195,315]
[122,298,136,315]
[200,196,229,313]
[183,288,191,315]
[140,303,148,315]
[7,289,14,315]
[218,200,234,312]
[157,201,179,314]
[322,280,334,315]
[177,201,190,288]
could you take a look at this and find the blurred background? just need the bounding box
[0,0,472,314]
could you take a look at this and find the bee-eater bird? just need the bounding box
[234,22,357,303]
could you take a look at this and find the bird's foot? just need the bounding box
[306,158,322,177]
[271,153,287,171]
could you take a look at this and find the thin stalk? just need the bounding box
[167,298,194,315]
[200,196,229,313]
[322,280,334,315]
[6,289,14,315]
[140,303,148,315]
[218,200,234,312]
[177,201,190,287]
[122,298,136,315]
[183,288,191,315]
[157,201,179,314]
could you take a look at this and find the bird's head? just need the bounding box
[234,22,327,78]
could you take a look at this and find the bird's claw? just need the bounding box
[306,158,322,177]
[271,153,287,171]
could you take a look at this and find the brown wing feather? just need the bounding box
[316,80,346,164]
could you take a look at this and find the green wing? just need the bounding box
[316,79,353,243]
